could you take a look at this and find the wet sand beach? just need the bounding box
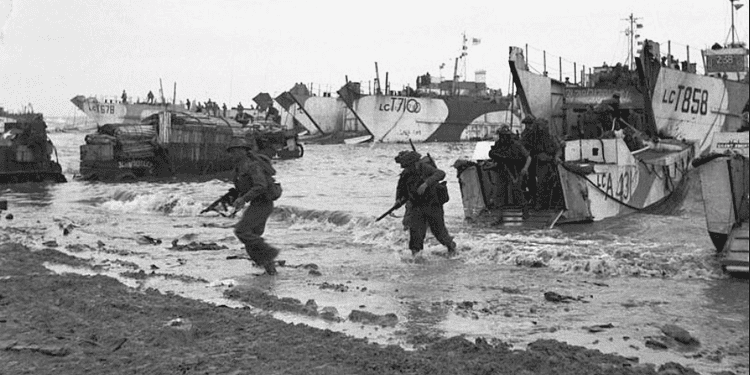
[0,241,708,375]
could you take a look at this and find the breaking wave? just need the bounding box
[99,189,201,216]
[94,191,725,280]
[263,205,725,280]
[448,230,724,279]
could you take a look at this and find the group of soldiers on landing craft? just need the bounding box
[118,89,283,126]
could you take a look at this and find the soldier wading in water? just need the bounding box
[394,151,456,257]
[227,138,283,275]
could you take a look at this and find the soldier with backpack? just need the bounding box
[227,137,283,275]
[394,150,456,257]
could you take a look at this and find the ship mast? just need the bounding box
[623,13,643,70]
[455,32,468,83]
[726,0,744,47]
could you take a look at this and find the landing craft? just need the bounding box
[0,107,67,184]
[693,132,749,273]
[688,0,750,273]
[454,41,696,228]
[341,37,523,143]
[275,83,371,144]
[342,73,521,143]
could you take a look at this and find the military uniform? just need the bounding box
[488,128,530,206]
[395,151,456,256]
[401,155,436,230]
[228,139,280,275]
[521,119,561,209]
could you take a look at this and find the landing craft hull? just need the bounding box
[281,96,347,135]
[648,68,749,153]
[456,138,693,226]
[694,132,749,252]
[70,95,184,126]
[350,95,520,143]
[558,139,693,221]
[71,95,268,127]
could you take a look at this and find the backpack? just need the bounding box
[435,181,449,204]
[253,153,283,201]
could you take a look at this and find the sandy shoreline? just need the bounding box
[0,241,714,375]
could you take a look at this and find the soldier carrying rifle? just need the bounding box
[393,150,456,257]
[225,138,283,275]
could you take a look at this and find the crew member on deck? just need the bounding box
[489,125,531,209]
[521,117,561,210]
[121,90,128,104]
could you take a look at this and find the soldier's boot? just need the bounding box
[261,245,280,276]
[447,241,457,257]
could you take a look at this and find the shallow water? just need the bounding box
[1,128,748,374]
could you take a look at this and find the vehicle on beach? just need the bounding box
[454,43,698,228]
[1,107,67,184]
[77,110,302,182]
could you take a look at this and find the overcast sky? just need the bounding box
[1,0,748,117]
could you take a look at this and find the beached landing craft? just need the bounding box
[70,94,186,127]
[689,1,750,273]
[693,132,749,273]
[638,41,748,155]
[339,39,522,143]
[0,108,66,184]
[78,110,302,181]
[454,45,695,228]
[340,72,520,143]
[71,91,302,151]
[275,83,370,143]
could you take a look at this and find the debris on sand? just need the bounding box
[120,269,208,283]
[319,282,348,292]
[661,324,700,346]
[170,239,228,251]
[348,310,398,327]
[225,287,342,321]
[583,323,615,333]
[544,291,590,303]
[320,306,340,321]
[136,235,162,245]
[2,342,70,357]
[65,244,96,253]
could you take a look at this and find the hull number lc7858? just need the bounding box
[661,85,708,115]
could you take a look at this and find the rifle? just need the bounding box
[199,188,239,216]
[376,198,407,222]
[409,138,436,167]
